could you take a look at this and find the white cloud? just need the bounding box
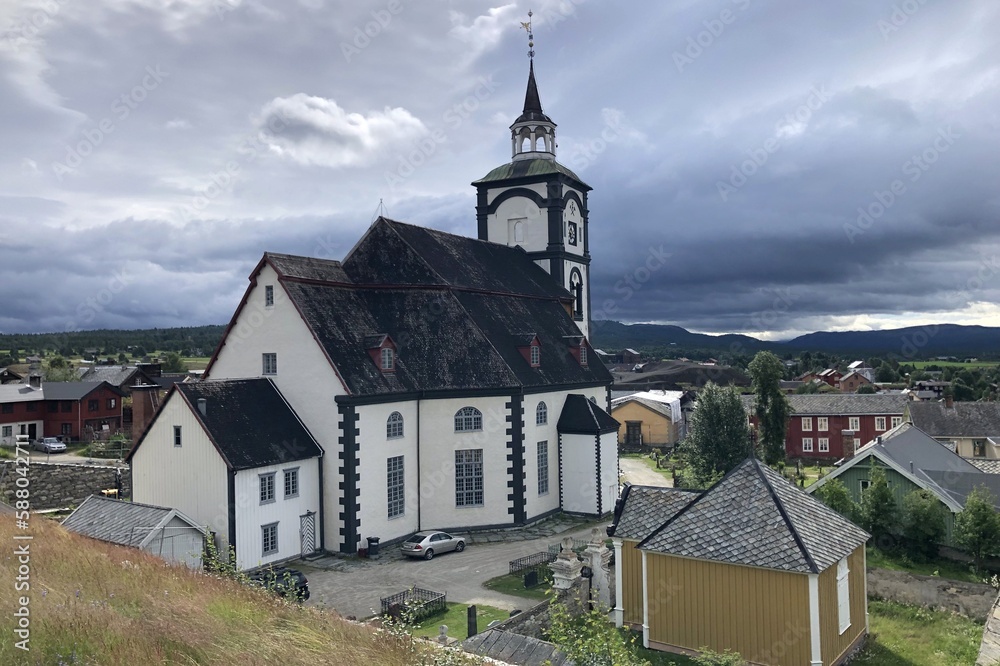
[252,94,428,168]
[448,4,519,60]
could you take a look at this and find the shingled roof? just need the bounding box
[741,393,907,416]
[226,218,613,397]
[908,401,1000,438]
[62,495,206,547]
[610,484,700,541]
[640,458,869,573]
[557,394,619,435]
[127,378,322,470]
[43,381,124,401]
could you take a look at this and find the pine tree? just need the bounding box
[680,382,751,486]
[748,351,791,465]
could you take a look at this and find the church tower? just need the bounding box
[472,14,593,339]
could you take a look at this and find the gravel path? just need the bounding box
[619,455,672,487]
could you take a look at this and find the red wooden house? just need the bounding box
[0,380,125,445]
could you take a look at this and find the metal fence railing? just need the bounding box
[379,587,446,620]
[509,551,556,575]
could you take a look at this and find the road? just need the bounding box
[619,455,672,487]
[298,522,605,619]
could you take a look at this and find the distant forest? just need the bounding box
[0,325,226,362]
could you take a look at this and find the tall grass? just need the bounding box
[0,516,477,665]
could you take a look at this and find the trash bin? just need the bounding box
[367,536,380,558]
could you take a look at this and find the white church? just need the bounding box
[128,58,620,570]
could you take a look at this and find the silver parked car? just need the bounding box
[400,531,465,560]
[34,437,66,454]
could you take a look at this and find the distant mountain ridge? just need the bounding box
[592,321,1000,357]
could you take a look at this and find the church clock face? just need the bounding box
[567,222,577,246]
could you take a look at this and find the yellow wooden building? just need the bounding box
[611,458,870,666]
[610,391,685,448]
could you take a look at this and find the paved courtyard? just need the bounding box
[294,515,606,619]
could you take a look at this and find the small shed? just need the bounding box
[62,495,208,568]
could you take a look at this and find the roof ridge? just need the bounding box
[754,459,819,574]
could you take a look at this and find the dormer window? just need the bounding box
[515,333,541,368]
[580,344,588,366]
[366,334,398,374]
[564,335,588,367]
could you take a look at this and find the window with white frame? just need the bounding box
[283,467,299,498]
[1,426,11,438]
[802,417,813,431]
[536,401,547,425]
[837,557,851,633]
[530,344,540,367]
[875,417,886,431]
[860,479,870,492]
[454,407,483,432]
[262,353,277,375]
[173,425,182,447]
[387,455,404,518]
[819,437,829,453]
[455,449,484,506]
[818,417,829,431]
[260,472,275,504]
[849,416,860,431]
[386,411,404,439]
[381,347,394,371]
[265,285,274,307]
[537,441,549,495]
[262,522,278,556]
[802,437,814,452]
[579,344,588,365]
[891,416,902,428]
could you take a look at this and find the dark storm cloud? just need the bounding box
[0,0,998,336]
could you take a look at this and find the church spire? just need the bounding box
[511,10,556,160]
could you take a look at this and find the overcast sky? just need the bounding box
[1,0,998,340]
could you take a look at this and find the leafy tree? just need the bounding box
[952,380,976,402]
[955,486,1000,571]
[680,382,750,485]
[814,478,857,521]
[546,601,650,666]
[901,489,948,560]
[0,354,15,367]
[161,352,188,373]
[858,464,897,543]
[48,355,67,369]
[748,351,791,465]
[856,384,877,394]
[875,364,899,383]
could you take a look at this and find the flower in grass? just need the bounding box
[75,590,80,598]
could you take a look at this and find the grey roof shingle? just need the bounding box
[462,629,571,666]
[611,396,674,418]
[640,458,869,573]
[908,401,1000,438]
[611,485,700,540]
[43,381,124,401]
[76,366,143,387]
[966,458,1000,474]
[61,495,205,546]
[740,393,907,416]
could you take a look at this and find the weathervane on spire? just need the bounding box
[520,10,534,60]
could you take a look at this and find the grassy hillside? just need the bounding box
[0,516,476,665]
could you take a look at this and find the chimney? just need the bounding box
[842,429,856,459]
[945,394,954,409]
[28,374,41,389]
[909,460,914,474]
[197,398,207,417]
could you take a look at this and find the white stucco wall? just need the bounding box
[233,457,321,571]
[0,420,44,446]
[131,393,229,548]
[524,390,566,521]
[355,401,420,546]
[207,262,343,554]
[598,430,619,515]
[560,432,599,515]
[417,395,513,530]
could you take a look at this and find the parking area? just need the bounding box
[294,517,604,619]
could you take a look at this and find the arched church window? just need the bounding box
[569,269,584,319]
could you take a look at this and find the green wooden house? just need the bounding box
[808,423,1000,546]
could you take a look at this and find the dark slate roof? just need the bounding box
[514,60,554,125]
[473,158,589,187]
[62,495,204,546]
[610,484,700,540]
[640,458,869,573]
[264,252,352,282]
[740,393,907,416]
[876,423,983,475]
[557,394,619,435]
[129,379,322,470]
[920,470,1000,511]
[76,366,143,387]
[245,218,613,397]
[909,401,1000,438]
[43,381,123,400]
[462,629,571,666]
